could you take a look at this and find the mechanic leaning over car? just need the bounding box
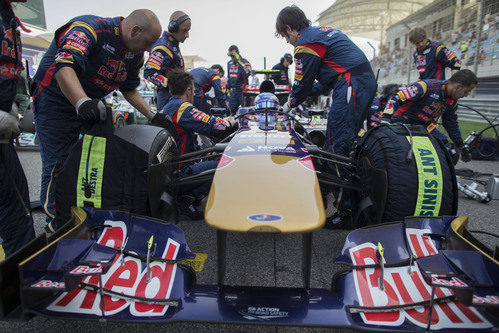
[276,5,377,226]
[32,9,161,232]
[158,68,236,198]
[271,52,293,86]
[190,65,228,113]
[0,0,35,257]
[383,69,476,162]
[226,44,252,114]
[144,11,190,111]
[409,27,461,81]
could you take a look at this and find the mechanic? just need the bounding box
[409,27,461,80]
[33,10,162,232]
[190,65,228,113]
[383,69,477,162]
[367,83,399,129]
[276,5,377,226]
[226,44,252,114]
[159,69,235,215]
[0,0,35,257]
[144,11,190,110]
[271,52,293,85]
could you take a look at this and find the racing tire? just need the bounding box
[354,124,458,225]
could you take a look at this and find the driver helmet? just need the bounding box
[254,92,279,111]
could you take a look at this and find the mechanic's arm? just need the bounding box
[144,45,172,88]
[436,44,461,72]
[121,89,153,117]
[240,59,251,79]
[288,44,323,108]
[441,105,464,147]
[54,67,87,106]
[177,105,233,137]
[382,81,427,118]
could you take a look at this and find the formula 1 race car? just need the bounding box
[1,86,496,330]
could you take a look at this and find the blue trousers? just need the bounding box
[229,88,243,114]
[193,92,212,113]
[325,70,377,212]
[0,143,35,257]
[179,160,218,198]
[34,94,81,223]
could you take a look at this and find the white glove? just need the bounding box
[0,108,22,140]
[224,116,236,127]
[282,102,291,114]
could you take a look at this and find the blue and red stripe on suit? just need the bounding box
[413,39,461,80]
[386,79,463,147]
[289,26,377,212]
[190,67,227,112]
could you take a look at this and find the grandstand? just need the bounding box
[370,0,499,93]
[317,0,433,41]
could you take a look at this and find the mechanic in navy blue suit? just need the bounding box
[226,45,251,114]
[159,69,235,200]
[0,0,35,257]
[33,10,161,232]
[271,53,293,85]
[190,65,228,113]
[276,5,376,225]
[367,84,399,129]
[409,27,461,80]
[144,11,190,110]
[383,69,477,162]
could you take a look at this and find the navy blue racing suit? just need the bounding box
[144,31,184,110]
[227,55,251,113]
[33,15,144,224]
[385,79,464,147]
[0,1,35,256]
[289,26,376,212]
[190,67,227,113]
[160,96,232,197]
[271,62,290,85]
[414,39,461,80]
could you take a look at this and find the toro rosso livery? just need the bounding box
[414,40,461,80]
[1,102,497,330]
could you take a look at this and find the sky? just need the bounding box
[42,0,379,73]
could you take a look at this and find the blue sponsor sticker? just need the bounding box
[247,214,283,222]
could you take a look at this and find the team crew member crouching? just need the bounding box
[271,52,293,85]
[33,10,161,231]
[383,69,477,162]
[190,65,228,113]
[144,11,190,110]
[160,69,236,202]
[276,5,376,225]
[367,84,399,129]
[410,27,461,80]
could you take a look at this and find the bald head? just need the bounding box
[122,9,162,52]
[127,9,161,33]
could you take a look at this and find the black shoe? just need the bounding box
[178,195,204,220]
[324,209,353,230]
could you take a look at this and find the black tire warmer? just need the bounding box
[355,124,458,224]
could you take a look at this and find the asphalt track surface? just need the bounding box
[1,147,498,333]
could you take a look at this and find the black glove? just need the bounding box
[459,145,472,162]
[77,98,107,122]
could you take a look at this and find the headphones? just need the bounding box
[168,14,190,33]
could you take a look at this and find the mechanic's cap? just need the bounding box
[283,53,293,64]
[255,92,279,110]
